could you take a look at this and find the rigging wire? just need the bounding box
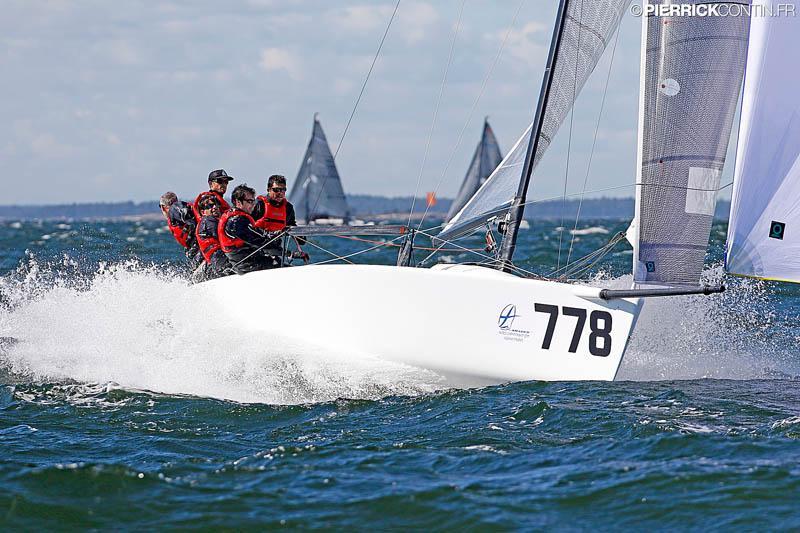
[565,13,622,267]
[308,0,401,220]
[415,0,526,231]
[556,0,585,273]
[406,0,466,228]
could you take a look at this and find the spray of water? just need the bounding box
[0,258,441,404]
[588,266,799,380]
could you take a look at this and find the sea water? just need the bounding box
[1,218,799,529]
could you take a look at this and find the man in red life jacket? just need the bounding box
[159,191,202,268]
[218,184,283,274]
[252,174,308,262]
[195,196,233,280]
[193,169,233,222]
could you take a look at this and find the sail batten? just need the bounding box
[289,116,350,223]
[632,0,750,287]
[726,0,800,283]
[439,0,631,243]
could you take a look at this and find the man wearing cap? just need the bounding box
[218,184,283,274]
[159,191,202,268]
[192,169,233,222]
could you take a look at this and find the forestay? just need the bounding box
[439,0,631,242]
[289,115,351,223]
[633,0,750,286]
[445,119,503,223]
[726,0,800,283]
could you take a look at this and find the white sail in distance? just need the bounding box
[439,0,631,241]
[632,0,750,286]
[726,0,800,283]
[445,119,503,224]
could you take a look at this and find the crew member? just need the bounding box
[218,184,283,274]
[253,174,297,231]
[195,196,233,280]
[193,169,233,222]
[160,191,201,267]
[252,174,307,262]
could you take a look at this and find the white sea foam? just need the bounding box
[591,267,799,381]
[0,260,441,404]
[570,226,610,236]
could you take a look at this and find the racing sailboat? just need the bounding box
[445,118,503,225]
[198,0,758,387]
[288,114,351,225]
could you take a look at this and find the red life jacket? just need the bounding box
[166,215,191,248]
[195,217,221,263]
[193,191,230,222]
[217,208,258,253]
[254,196,287,231]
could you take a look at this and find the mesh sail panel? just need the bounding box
[446,120,504,223]
[289,118,350,222]
[726,0,800,283]
[634,1,749,286]
[440,0,631,241]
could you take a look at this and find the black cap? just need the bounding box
[208,169,234,183]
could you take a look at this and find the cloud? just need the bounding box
[259,47,303,80]
[398,1,438,44]
[103,40,143,66]
[490,21,548,67]
[332,5,395,32]
[30,133,76,158]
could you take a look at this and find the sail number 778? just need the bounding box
[533,304,612,357]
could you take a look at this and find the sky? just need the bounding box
[0,0,737,206]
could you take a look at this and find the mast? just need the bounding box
[498,0,570,270]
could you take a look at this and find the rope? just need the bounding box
[309,0,401,219]
[406,0,466,227]
[332,234,483,252]
[416,0,526,230]
[311,233,409,266]
[301,238,356,265]
[566,15,622,267]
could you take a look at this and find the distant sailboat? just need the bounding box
[289,114,351,225]
[445,118,503,224]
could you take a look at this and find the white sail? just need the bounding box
[439,0,630,241]
[633,0,749,286]
[726,0,800,283]
[445,119,503,224]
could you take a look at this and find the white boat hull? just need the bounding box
[198,264,641,388]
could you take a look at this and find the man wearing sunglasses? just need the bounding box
[253,174,308,264]
[218,184,282,274]
[192,169,233,222]
[252,174,297,232]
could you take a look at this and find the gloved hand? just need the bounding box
[291,251,310,263]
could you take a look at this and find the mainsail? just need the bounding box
[445,118,503,223]
[289,115,350,223]
[726,0,800,283]
[633,0,750,286]
[439,0,631,242]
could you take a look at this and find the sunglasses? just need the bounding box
[271,187,287,193]
[241,198,255,204]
